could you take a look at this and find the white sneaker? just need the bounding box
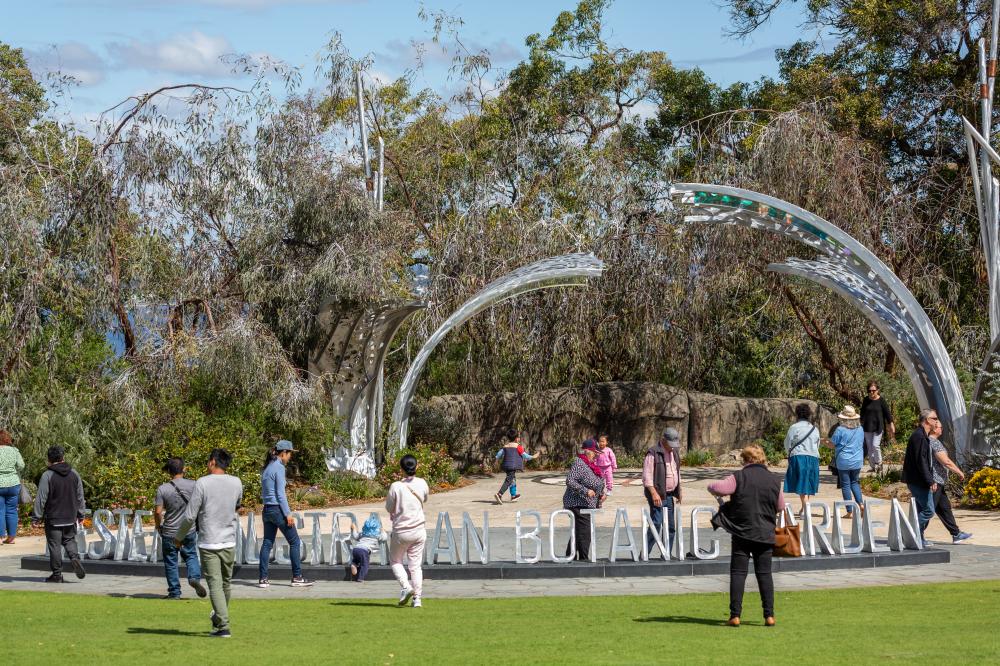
[398,586,414,606]
[412,596,422,608]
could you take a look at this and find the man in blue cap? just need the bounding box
[258,439,313,589]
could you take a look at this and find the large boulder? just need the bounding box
[417,381,836,465]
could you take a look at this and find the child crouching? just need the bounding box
[350,514,388,582]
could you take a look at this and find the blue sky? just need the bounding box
[7,0,816,124]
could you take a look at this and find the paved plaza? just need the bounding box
[2,467,998,600]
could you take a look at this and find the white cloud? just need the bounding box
[24,42,108,86]
[106,31,239,77]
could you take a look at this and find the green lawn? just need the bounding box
[6,582,1000,664]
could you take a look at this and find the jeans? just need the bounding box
[906,483,936,535]
[44,523,80,575]
[351,547,371,581]
[162,531,201,597]
[837,468,863,512]
[932,486,960,537]
[644,493,675,555]
[258,504,302,579]
[729,535,775,619]
[201,547,235,631]
[499,470,517,497]
[0,484,19,538]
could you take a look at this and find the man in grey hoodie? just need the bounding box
[174,448,243,638]
[32,446,87,582]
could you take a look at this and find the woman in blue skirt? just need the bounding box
[783,403,820,518]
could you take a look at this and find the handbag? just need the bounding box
[773,523,802,557]
[18,483,32,505]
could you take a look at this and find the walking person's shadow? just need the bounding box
[127,628,208,637]
[633,615,729,626]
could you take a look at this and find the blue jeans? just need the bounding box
[259,504,302,579]
[162,531,201,597]
[837,468,863,512]
[0,485,19,538]
[906,483,936,535]
[645,494,675,555]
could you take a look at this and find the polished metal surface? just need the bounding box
[390,253,605,450]
[671,183,969,462]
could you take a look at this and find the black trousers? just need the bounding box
[729,535,775,619]
[498,470,517,495]
[565,507,592,561]
[45,523,80,575]
[933,486,960,537]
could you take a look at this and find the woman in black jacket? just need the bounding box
[562,439,607,560]
[709,445,785,627]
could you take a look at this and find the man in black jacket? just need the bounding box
[32,446,87,582]
[901,410,939,544]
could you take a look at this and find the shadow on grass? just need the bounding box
[633,615,729,627]
[127,628,208,637]
[329,600,398,608]
[108,593,165,599]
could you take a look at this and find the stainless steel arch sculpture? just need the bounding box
[671,183,969,461]
[309,301,425,477]
[390,253,606,450]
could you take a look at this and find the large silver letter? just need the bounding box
[460,512,491,564]
[580,509,604,562]
[128,510,152,562]
[640,508,668,561]
[831,502,863,554]
[861,499,889,553]
[86,509,115,560]
[888,498,923,551]
[548,509,575,564]
[112,509,133,561]
[609,508,640,562]
[804,502,835,556]
[690,506,720,559]
[304,512,326,565]
[515,510,543,564]
[243,512,260,564]
[427,512,459,564]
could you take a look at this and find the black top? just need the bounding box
[860,396,893,434]
[902,426,935,488]
[710,464,781,544]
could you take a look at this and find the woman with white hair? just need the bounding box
[826,405,866,516]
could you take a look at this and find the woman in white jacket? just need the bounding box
[385,454,429,608]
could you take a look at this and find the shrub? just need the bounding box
[860,468,901,495]
[681,449,715,466]
[377,445,459,488]
[321,471,384,501]
[754,418,790,466]
[965,467,1000,510]
[615,450,645,468]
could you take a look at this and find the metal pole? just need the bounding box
[377,136,385,211]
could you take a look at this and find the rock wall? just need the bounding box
[418,381,836,465]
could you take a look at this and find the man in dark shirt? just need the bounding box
[860,381,894,470]
[901,409,938,545]
[154,457,206,599]
[31,446,86,582]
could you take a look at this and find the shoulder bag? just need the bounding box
[774,523,802,557]
[787,425,817,456]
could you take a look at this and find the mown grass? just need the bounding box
[6,581,1000,664]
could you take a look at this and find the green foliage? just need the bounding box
[965,467,1000,510]
[376,445,459,489]
[681,449,715,467]
[753,418,791,465]
[320,471,385,501]
[860,467,902,495]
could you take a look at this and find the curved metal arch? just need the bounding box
[390,253,606,450]
[969,335,1000,462]
[671,183,968,461]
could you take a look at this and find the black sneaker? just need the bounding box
[510,493,522,502]
[70,558,86,579]
[291,576,314,587]
[210,611,221,628]
[44,573,64,583]
[164,594,182,600]
[258,578,270,589]
[209,628,231,638]
[189,578,207,598]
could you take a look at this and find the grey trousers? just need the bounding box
[863,431,883,466]
[200,547,235,631]
[45,524,80,575]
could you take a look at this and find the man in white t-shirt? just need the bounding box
[385,454,429,608]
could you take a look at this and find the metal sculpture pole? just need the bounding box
[671,184,969,462]
[390,253,605,451]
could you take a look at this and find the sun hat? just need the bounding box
[837,405,860,421]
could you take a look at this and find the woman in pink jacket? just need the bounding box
[595,435,618,495]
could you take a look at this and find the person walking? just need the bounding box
[708,445,785,628]
[386,454,430,608]
[493,428,536,504]
[782,404,820,518]
[563,438,606,561]
[901,409,938,545]
[154,457,206,599]
[0,430,25,544]
[174,448,243,638]
[642,428,682,556]
[827,405,865,517]
[31,446,86,582]
[928,421,973,544]
[258,440,314,589]
[860,381,895,470]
